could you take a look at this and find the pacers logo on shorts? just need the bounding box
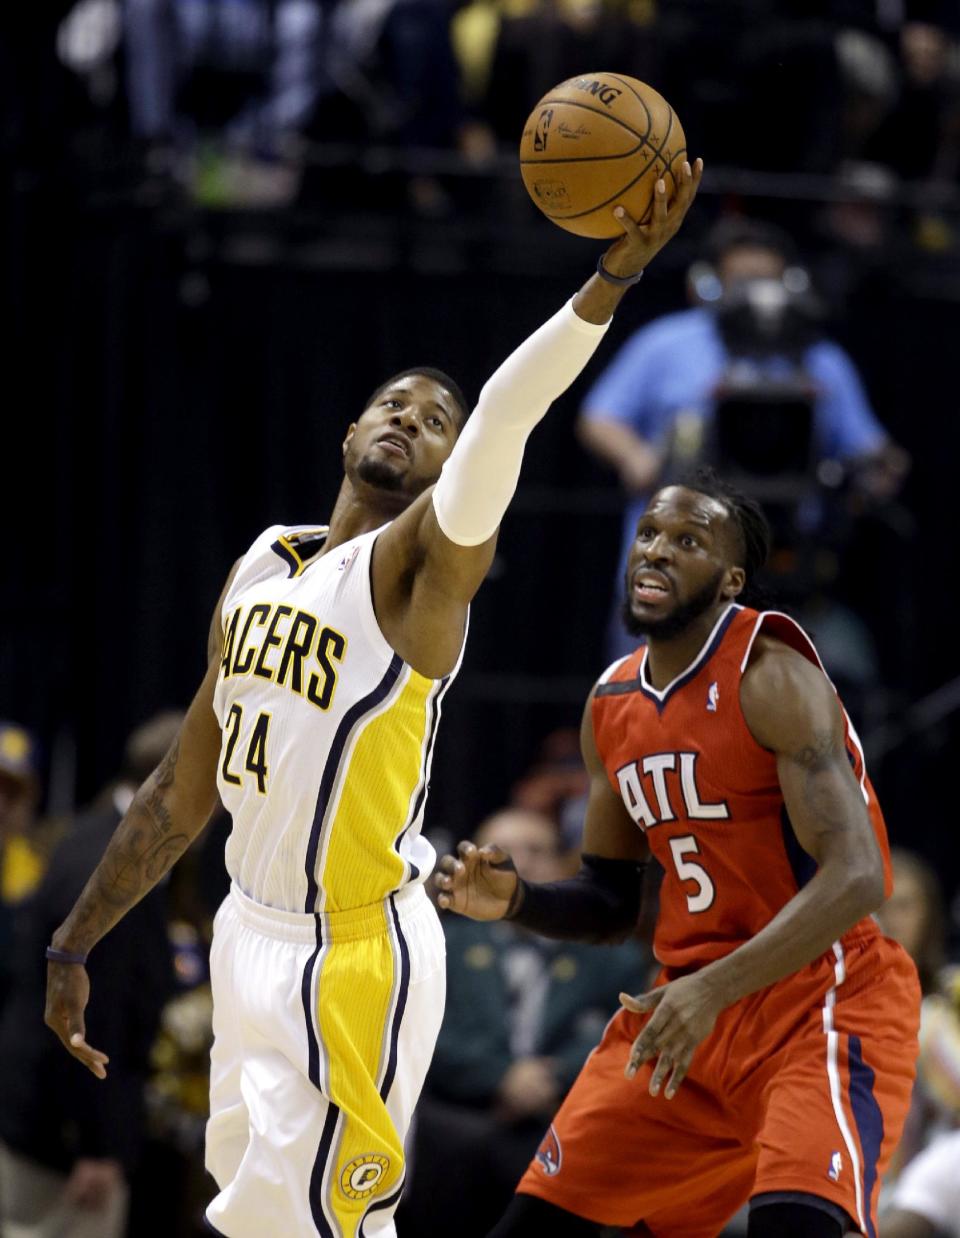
[340,1153,390,1200]
[535,1125,562,1177]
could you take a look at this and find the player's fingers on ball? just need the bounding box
[611,204,637,238]
[652,178,668,223]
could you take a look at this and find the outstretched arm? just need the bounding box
[376,161,703,677]
[620,636,887,1099]
[435,686,648,942]
[44,565,238,1077]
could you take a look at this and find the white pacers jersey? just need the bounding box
[212,522,461,915]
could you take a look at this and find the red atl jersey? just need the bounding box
[592,604,893,970]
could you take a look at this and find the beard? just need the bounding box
[355,453,405,492]
[621,568,724,641]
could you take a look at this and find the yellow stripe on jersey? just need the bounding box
[316,911,404,1233]
[319,668,434,911]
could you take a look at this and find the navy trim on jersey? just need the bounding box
[848,1035,884,1238]
[392,675,450,885]
[379,893,411,1102]
[302,918,325,1090]
[299,911,341,1238]
[304,654,404,912]
[359,1177,406,1236]
[272,536,303,578]
[309,1103,341,1238]
[595,604,740,713]
[780,806,818,890]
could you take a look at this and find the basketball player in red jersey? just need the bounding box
[437,473,920,1238]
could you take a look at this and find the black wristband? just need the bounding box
[506,855,645,944]
[46,946,88,965]
[504,876,527,920]
[596,255,645,287]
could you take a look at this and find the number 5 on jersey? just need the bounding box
[221,704,272,794]
[669,834,715,913]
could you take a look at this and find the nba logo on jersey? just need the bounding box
[706,681,719,712]
[337,546,360,572]
[536,1125,562,1177]
[828,1151,842,1182]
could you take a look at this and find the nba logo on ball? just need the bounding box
[532,179,571,209]
[535,1125,562,1176]
[340,1153,390,1199]
[534,109,553,153]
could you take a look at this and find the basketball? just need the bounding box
[519,73,687,239]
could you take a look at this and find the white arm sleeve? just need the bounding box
[432,298,610,546]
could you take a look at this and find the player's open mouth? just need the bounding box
[376,434,410,458]
[632,571,672,604]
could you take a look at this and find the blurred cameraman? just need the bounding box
[578,216,909,662]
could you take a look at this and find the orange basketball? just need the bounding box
[519,73,687,239]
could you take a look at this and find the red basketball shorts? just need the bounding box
[517,928,919,1238]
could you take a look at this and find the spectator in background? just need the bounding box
[879,848,948,996]
[882,1126,960,1238]
[865,11,960,184]
[882,972,960,1238]
[577,215,909,660]
[877,850,955,1198]
[0,722,45,1012]
[399,807,648,1238]
[0,712,178,1238]
[121,0,469,207]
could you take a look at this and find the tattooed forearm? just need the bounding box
[52,739,208,954]
[141,739,180,834]
[144,834,190,882]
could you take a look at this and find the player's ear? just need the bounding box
[723,566,746,599]
[342,423,357,455]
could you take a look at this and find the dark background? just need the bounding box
[5,1,960,892]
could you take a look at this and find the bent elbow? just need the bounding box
[849,861,886,917]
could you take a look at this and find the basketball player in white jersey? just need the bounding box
[43,162,702,1238]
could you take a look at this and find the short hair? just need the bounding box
[704,217,797,270]
[364,367,470,428]
[677,467,773,606]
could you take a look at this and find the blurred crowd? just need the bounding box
[5,0,960,1235]
[2,712,960,1236]
[6,0,960,210]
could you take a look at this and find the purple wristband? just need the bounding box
[596,255,645,287]
[46,946,88,965]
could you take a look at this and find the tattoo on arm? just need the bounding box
[56,739,197,950]
[789,728,857,836]
[790,729,835,773]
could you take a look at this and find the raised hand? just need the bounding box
[434,841,519,921]
[44,962,109,1080]
[602,157,703,280]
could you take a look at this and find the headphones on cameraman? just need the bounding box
[687,260,812,306]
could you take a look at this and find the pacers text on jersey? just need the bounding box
[219,602,347,711]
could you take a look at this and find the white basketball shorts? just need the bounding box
[204,880,445,1238]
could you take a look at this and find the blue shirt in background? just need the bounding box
[582,306,888,590]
